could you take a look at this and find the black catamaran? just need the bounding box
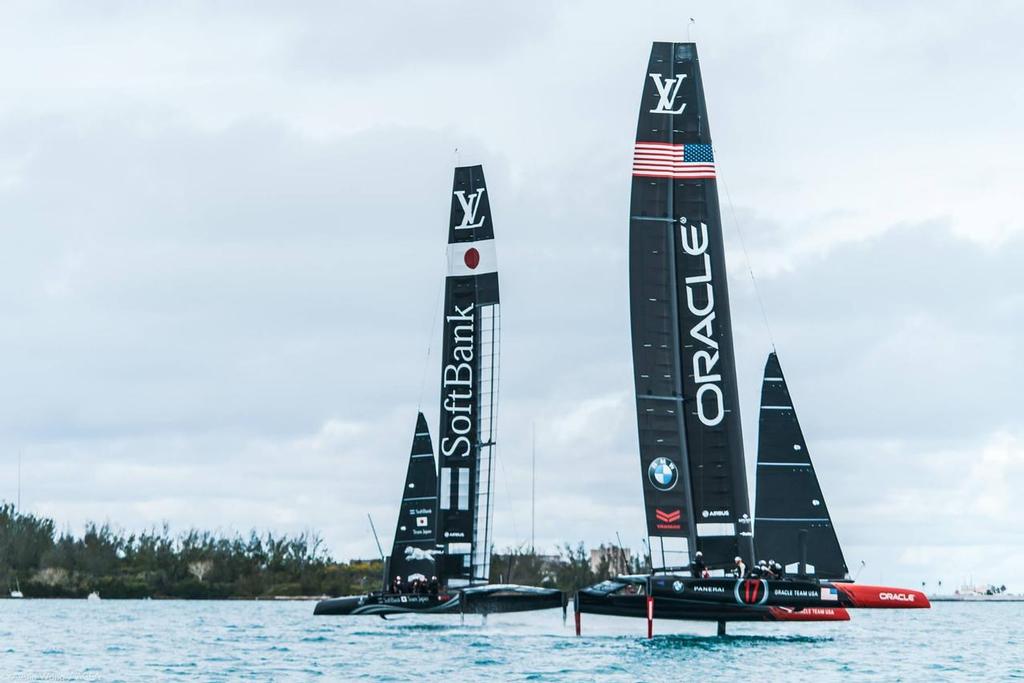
[575,42,927,634]
[315,166,563,617]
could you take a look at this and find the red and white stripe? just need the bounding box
[632,142,716,179]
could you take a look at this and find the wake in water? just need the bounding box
[640,633,834,651]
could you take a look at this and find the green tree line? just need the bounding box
[1,503,640,598]
[0,503,380,598]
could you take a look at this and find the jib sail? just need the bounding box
[629,42,754,571]
[436,165,499,586]
[754,352,848,579]
[387,412,441,587]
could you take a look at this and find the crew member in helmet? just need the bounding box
[390,575,403,594]
[690,551,709,578]
[732,556,747,578]
[771,560,785,580]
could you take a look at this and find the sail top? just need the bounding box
[754,353,848,579]
[445,164,498,300]
[448,165,494,243]
[636,42,712,147]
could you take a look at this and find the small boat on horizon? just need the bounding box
[930,584,1024,602]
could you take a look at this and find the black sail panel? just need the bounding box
[630,42,754,570]
[387,412,441,586]
[754,353,848,579]
[436,165,499,586]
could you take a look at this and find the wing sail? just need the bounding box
[630,42,754,570]
[436,165,499,586]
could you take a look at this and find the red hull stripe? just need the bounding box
[768,606,851,622]
[836,584,931,609]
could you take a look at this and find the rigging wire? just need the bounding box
[416,254,447,411]
[417,153,463,410]
[720,172,777,353]
[490,313,522,545]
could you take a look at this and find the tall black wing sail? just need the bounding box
[754,353,848,578]
[387,412,440,586]
[436,165,499,586]
[630,42,754,571]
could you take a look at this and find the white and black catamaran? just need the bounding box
[315,166,564,617]
[574,42,928,635]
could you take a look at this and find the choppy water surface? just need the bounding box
[1,600,1020,680]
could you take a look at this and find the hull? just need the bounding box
[576,588,849,623]
[314,592,461,616]
[314,584,565,617]
[647,576,930,610]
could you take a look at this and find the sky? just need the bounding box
[1,1,1023,592]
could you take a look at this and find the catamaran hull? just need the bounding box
[647,577,930,610]
[575,590,849,623]
[314,593,461,616]
[314,585,566,617]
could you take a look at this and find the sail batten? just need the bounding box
[754,353,848,579]
[630,42,753,570]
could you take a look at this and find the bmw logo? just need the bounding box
[648,457,678,491]
[672,580,684,592]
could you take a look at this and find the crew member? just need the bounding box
[760,560,776,579]
[732,556,746,578]
[390,575,403,594]
[771,560,785,579]
[428,576,440,595]
[690,551,709,578]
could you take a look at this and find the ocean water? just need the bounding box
[0,599,1020,681]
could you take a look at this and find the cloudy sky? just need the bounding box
[2,1,1022,592]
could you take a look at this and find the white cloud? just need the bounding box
[1,1,1023,593]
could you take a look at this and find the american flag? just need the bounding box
[632,142,716,179]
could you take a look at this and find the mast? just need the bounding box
[436,165,500,586]
[629,42,754,572]
[531,422,536,553]
[386,413,441,587]
[754,353,848,579]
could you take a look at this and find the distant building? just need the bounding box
[590,545,631,577]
